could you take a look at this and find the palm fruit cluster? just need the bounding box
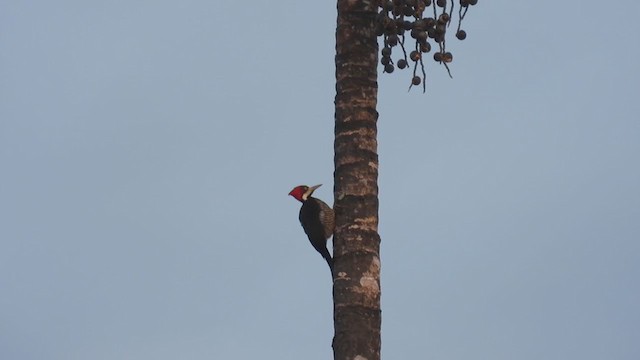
[375,0,478,92]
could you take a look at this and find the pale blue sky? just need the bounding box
[1,1,639,359]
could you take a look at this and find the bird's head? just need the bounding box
[288,184,322,203]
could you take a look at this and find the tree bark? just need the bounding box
[333,1,381,359]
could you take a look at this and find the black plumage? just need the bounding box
[298,197,335,272]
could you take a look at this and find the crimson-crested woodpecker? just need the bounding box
[289,184,335,272]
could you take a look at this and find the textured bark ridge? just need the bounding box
[333,1,381,359]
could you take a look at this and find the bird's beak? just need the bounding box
[302,184,322,200]
[309,184,322,192]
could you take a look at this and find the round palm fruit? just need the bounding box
[424,17,436,27]
[384,63,395,73]
[388,34,399,46]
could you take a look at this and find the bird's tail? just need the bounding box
[324,254,334,276]
[319,247,334,276]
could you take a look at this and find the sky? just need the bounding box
[1,1,639,359]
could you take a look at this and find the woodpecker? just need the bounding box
[288,184,335,272]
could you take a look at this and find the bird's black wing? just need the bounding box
[299,198,333,270]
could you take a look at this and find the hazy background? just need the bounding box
[2,1,639,359]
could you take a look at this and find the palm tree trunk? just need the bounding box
[332,1,381,359]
